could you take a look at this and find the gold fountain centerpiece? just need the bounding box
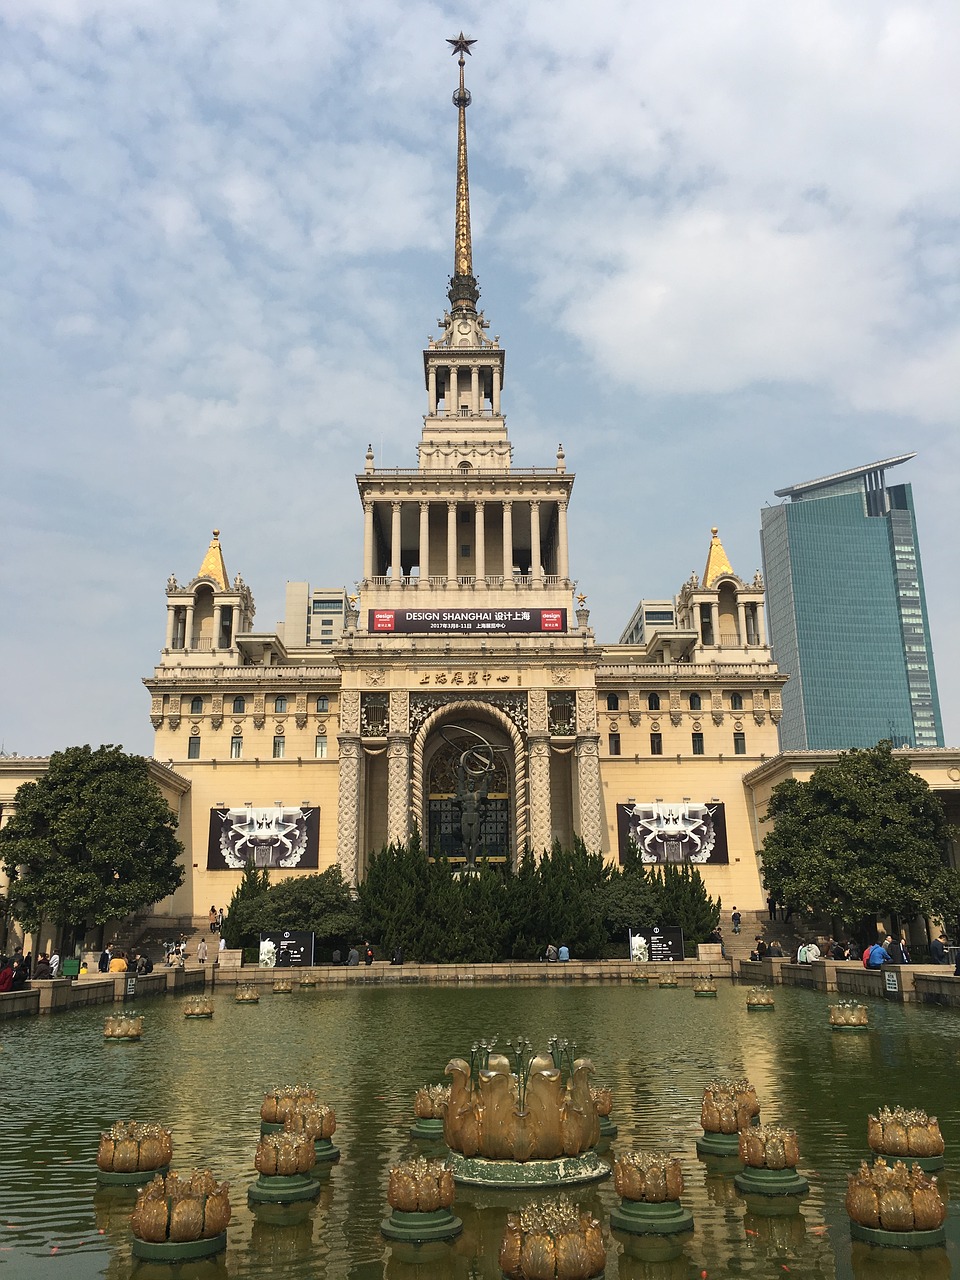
[441,1037,609,1188]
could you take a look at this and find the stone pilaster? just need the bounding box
[336,734,362,883]
[386,734,411,845]
[527,732,552,855]
[575,734,604,854]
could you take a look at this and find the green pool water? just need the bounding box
[2,981,958,1278]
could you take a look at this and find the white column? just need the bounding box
[390,501,402,588]
[710,602,720,645]
[530,501,543,584]
[471,365,480,414]
[474,500,485,582]
[754,603,767,646]
[447,502,458,582]
[428,365,437,415]
[165,605,176,649]
[386,735,411,845]
[419,502,430,581]
[227,604,237,648]
[363,501,374,581]
[492,367,501,415]
[502,501,513,580]
[448,365,459,415]
[213,603,222,649]
[557,501,569,581]
[737,601,748,646]
[336,736,362,884]
[184,602,195,650]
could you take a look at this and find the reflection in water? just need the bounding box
[2,983,959,1278]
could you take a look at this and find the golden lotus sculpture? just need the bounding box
[284,1103,337,1143]
[747,986,775,1010]
[260,1086,318,1125]
[499,1196,605,1280]
[235,983,260,1003]
[739,1124,800,1169]
[846,1159,946,1233]
[254,1131,316,1178]
[414,1084,450,1120]
[272,977,293,994]
[442,1039,600,1162]
[614,1151,684,1203]
[99,1121,172,1174]
[693,977,718,996]
[700,1079,760,1135]
[830,1000,868,1028]
[387,1157,456,1212]
[131,1170,231,1244]
[868,1107,943,1161]
[104,1014,143,1040]
[182,996,214,1018]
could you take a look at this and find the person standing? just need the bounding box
[208,906,218,933]
[197,937,208,965]
[731,907,742,935]
[930,933,949,964]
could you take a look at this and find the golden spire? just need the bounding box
[197,528,228,590]
[446,32,479,312]
[703,526,734,587]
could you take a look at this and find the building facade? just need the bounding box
[760,456,943,751]
[136,45,791,923]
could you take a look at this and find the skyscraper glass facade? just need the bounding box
[760,457,943,751]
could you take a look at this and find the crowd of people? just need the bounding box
[748,931,959,972]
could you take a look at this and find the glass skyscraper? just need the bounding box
[760,454,943,751]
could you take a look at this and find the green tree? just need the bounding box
[254,867,360,960]
[221,860,271,950]
[760,741,960,935]
[0,745,184,945]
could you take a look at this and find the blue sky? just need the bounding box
[3,0,958,755]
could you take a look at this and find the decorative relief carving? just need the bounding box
[295,693,308,729]
[364,667,387,687]
[547,690,576,735]
[651,721,661,733]
[190,723,200,736]
[360,693,389,736]
[340,690,360,734]
[627,690,642,727]
[753,688,767,725]
[692,720,702,733]
[576,735,604,855]
[389,690,409,734]
[151,695,164,729]
[711,691,723,726]
[551,667,569,685]
[336,736,362,884]
[528,689,548,734]
[168,713,181,730]
[253,694,265,729]
[409,692,528,736]
[576,688,597,733]
[527,734,552,854]
[386,735,411,845]
[211,695,223,730]
[417,670,510,686]
[232,723,243,735]
[669,690,682,727]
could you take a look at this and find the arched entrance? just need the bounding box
[412,703,526,866]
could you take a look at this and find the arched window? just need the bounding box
[274,695,287,714]
[190,696,203,715]
[232,696,246,715]
[647,692,661,711]
[316,695,329,713]
[606,693,620,711]
[730,692,743,711]
[689,693,702,711]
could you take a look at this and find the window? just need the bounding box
[609,733,621,756]
[315,735,328,759]
[461,545,470,557]
[647,692,661,711]
[734,731,746,755]
[606,693,620,711]
[232,696,246,714]
[689,693,702,711]
[272,735,285,759]
[230,736,243,759]
[316,695,329,713]
[187,737,201,760]
[692,732,705,755]
[730,692,743,711]
[650,732,663,756]
[274,696,287,714]
[460,509,470,522]
[190,696,203,715]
